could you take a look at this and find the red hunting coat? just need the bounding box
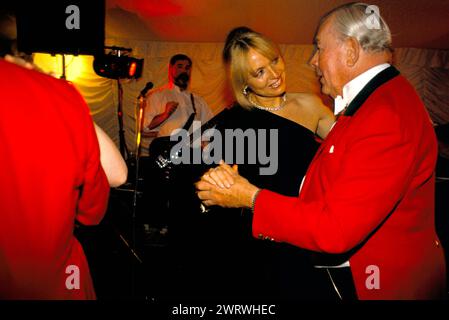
[0,60,109,299]
[253,67,446,299]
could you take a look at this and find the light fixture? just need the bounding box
[93,46,143,79]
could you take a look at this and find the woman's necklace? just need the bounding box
[248,93,287,111]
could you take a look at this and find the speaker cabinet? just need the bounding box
[16,0,105,55]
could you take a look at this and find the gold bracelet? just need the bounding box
[251,189,262,213]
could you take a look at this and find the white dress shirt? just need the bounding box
[334,63,391,115]
[143,83,213,137]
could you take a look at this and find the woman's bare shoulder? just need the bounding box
[288,92,325,108]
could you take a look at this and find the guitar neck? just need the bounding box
[189,108,230,144]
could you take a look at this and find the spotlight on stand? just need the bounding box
[93,46,143,79]
[93,46,144,161]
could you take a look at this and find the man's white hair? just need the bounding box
[318,2,393,53]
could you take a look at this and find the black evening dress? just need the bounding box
[194,104,322,300]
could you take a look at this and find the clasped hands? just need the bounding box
[195,160,260,209]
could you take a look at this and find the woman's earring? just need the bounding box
[242,86,249,96]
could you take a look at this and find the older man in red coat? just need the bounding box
[0,59,110,299]
[196,3,446,300]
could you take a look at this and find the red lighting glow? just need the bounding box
[109,0,183,17]
[128,62,137,77]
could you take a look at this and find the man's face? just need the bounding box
[170,59,191,89]
[309,17,348,98]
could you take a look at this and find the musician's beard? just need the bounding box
[174,73,190,90]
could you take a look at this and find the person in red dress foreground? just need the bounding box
[0,58,126,299]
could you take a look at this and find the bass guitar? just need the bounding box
[148,108,231,172]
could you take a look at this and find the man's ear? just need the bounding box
[345,37,360,67]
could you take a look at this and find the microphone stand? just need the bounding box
[133,95,146,212]
[124,95,146,297]
[117,79,130,160]
[113,95,146,297]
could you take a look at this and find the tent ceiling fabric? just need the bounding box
[107,0,449,49]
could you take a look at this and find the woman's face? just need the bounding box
[245,47,286,98]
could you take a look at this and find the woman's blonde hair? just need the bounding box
[223,27,282,109]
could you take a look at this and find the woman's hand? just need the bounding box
[196,161,260,208]
[201,160,238,188]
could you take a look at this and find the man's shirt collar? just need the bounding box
[334,63,390,115]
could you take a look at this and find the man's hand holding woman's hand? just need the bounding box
[195,160,260,209]
[201,160,237,189]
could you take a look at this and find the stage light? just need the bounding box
[93,47,143,79]
[128,61,138,78]
[93,54,143,79]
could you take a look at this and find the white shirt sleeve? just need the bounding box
[143,91,165,128]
